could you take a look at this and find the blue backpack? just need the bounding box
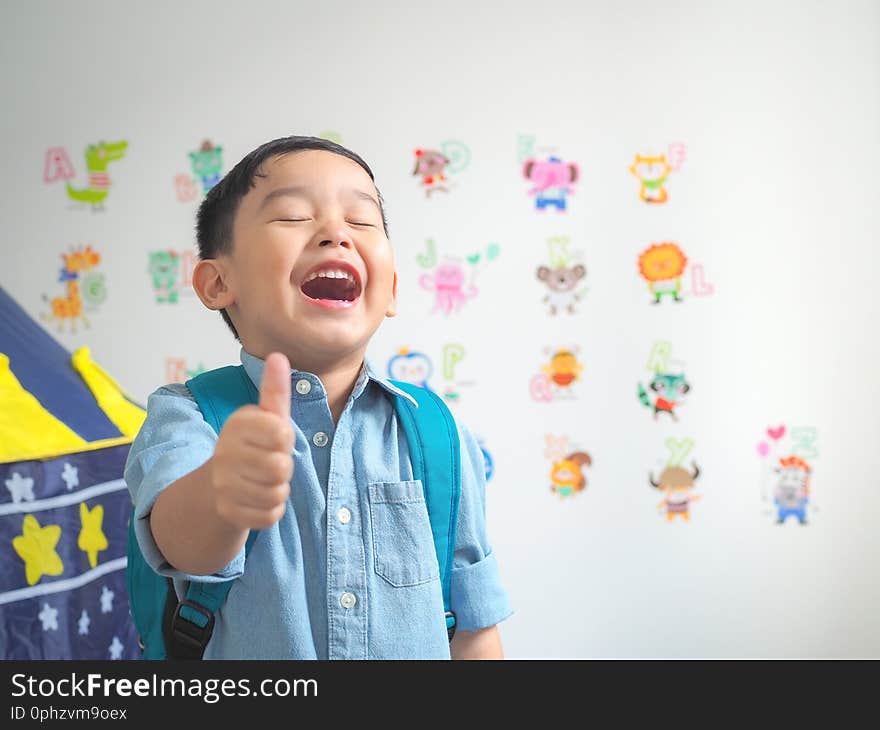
[126,365,461,659]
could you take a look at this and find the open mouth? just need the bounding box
[300,263,362,306]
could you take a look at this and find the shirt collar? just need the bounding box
[239,349,418,408]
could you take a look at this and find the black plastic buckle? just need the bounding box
[445,610,457,643]
[169,600,215,659]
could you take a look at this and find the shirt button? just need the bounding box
[337,507,351,525]
[295,379,312,395]
[340,592,357,609]
[313,432,329,447]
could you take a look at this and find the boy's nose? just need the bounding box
[318,235,352,248]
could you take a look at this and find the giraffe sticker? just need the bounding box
[41,245,105,333]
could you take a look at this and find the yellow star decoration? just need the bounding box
[78,502,108,569]
[12,514,64,586]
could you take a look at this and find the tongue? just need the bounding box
[302,276,357,301]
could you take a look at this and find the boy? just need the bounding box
[124,136,512,659]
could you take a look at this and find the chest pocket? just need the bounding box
[368,481,440,587]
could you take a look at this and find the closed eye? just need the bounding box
[272,218,311,223]
[348,221,375,227]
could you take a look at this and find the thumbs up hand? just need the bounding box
[209,353,295,530]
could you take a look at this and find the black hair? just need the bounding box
[195,135,389,340]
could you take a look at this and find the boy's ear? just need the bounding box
[192,258,235,311]
[385,270,399,318]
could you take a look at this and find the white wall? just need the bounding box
[2,0,879,657]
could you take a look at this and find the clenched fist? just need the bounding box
[209,352,295,530]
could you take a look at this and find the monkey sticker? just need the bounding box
[757,425,818,525]
[650,438,701,522]
[629,143,686,204]
[535,236,588,315]
[530,347,584,402]
[412,140,471,197]
[545,435,592,500]
[638,342,690,422]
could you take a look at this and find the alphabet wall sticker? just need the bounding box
[535,236,588,315]
[417,239,500,316]
[637,341,691,422]
[530,347,584,402]
[44,140,128,210]
[412,140,471,196]
[174,139,224,202]
[629,142,686,204]
[544,434,593,500]
[41,245,106,332]
[650,439,701,522]
[757,425,819,525]
[147,249,197,303]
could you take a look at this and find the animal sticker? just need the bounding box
[41,245,106,332]
[629,142,686,204]
[45,141,128,210]
[638,242,688,304]
[544,435,592,500]
[530,348,584,402]
[148,249,197,303]
[417,239,499,316]
[650,438,701,522]
[637,242,715,303]
[522,156,579,212]
[165,358,208,383]
[174,139,224,202]
[412,140,471,196]
[757,425,818,525]
[386,345,474,403]
[535,236,588,315]
[638,342,690,422]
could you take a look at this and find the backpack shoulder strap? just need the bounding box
[186,365,259,432]
[166,365,260,659]
[388,380,461,641]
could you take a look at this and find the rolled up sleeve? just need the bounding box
[449,422,513,631]
[123,383,245,583]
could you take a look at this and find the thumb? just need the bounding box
[259,352,291,420]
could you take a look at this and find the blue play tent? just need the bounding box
[0,286,145,659]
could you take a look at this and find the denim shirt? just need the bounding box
[124,349,512,659]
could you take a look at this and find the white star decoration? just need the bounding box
[100,585,115,614]
[108,636,124,660]
[78,609,90,636]
[38,603,58,631]
[5,472,35,503]
[61,463,79,491]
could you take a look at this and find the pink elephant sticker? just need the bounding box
[522,156,579,212]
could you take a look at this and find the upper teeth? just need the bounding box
[305,269,355,282]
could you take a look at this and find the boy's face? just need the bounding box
[215,150,397,367]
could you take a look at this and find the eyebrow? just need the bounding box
[258,185,381,213]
